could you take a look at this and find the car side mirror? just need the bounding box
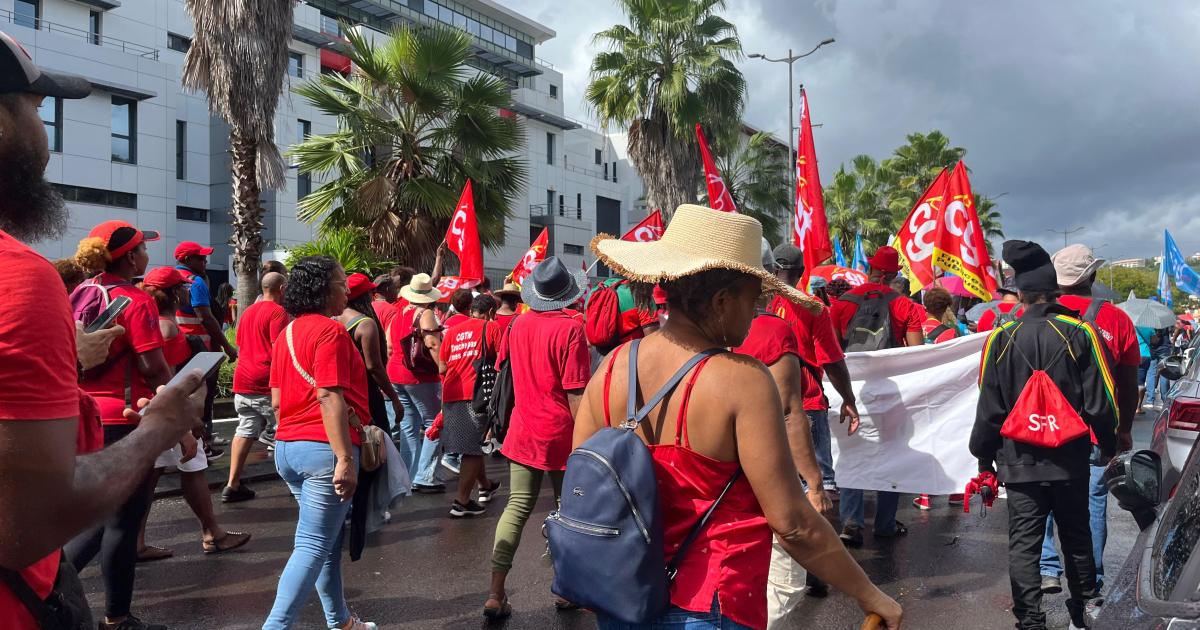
[1161,355,1185,381]
[1104,450,1161,530]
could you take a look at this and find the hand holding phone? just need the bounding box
[84,296,132,333]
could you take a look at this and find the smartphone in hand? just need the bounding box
[165,352,226,390]
[84,296,132,333]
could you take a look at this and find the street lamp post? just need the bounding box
[748,38,835,214]
[1046,226,1086,247]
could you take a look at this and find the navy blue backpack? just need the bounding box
[545,340,741,624]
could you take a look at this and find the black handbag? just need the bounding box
[0,554,92,629]
[471,323,499,414]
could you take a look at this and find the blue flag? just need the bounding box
[1159,249,1174,308]
[1164,230,1200,297]
[852,231,868,272]
[833,238,847,267]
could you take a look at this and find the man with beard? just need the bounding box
[0,32,206,629]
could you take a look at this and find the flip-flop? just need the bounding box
[202,531,251,554]
[136,545,173,563]
[483,594,511,621]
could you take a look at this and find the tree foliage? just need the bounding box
[284,227,390,277]
[700,131,787,241]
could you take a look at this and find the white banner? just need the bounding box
[827,332,988,495]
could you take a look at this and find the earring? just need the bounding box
[718,313,730,348]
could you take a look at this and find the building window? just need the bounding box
[39,96,61,153]
[14,0,39,29]
[603,163,608,181]
[111,97,136,164]
[88,11,101,45]
[563,244,584,255]
[595,149,602,165]
[545,189,554,214]
[52,184,136,208]
[175,120,186,180]
[176,206,208,222]
[297,119,312,199]
[167,32,191,53]
[546,132,554,165]
[558,194,564,217]
[576,193,582,220]
[612,161,618,183]
[549,84,558,99]
[288,52,304,79]
[319,13,341,37]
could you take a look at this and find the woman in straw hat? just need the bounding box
[387,273,446,492]
[576,205,902,630]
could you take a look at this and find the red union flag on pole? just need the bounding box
[436,275,477,295]
[894,168,949,291]
[792,89,833,284]
[620,209,665,242]
[695,124,737,212]
[510,227,549,287]
[934,161,997,300]
[445,179,484,283]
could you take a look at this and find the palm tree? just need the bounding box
[974,194,1004,256]
[291,25,526,270]
[887,130,965,194]
[182,0,293,309]
[587,0,746,216]
[822,155,898,250]
[700,132,787,241]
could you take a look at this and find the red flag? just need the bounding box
[695,125,737,212]
[445,180,483,283]
[935,161,998,300]
[894,168,950,291]
[436,275,478,296]
[620,209,665,242]
[510,227,549,287]
[792,89,833,287]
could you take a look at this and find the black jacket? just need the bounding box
[970,303,1118,484]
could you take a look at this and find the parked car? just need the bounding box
[1151,354,1200,498]
[1096,447,1200,628]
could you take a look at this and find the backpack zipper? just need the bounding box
[572,448,652,544]
[546,511,619,537]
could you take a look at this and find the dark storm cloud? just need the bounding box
[512,0,1200,258]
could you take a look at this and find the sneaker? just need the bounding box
[441,454,461,475]
[478,481,503,505]
[947,493,965,505]
[1066,597,1099,629]
[840,523,864,548]
[1041,574,1063,594]
[412,483,446,494]
[450,500,487,518]
[221,484,256,503]
[257,431,276,448]
[330,615,378,630]
[101,614,167,630]
[912,495,932,510]
[204,446,224,461]
[210,435,230,446]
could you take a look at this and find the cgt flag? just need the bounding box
[445,180,484,283]
[695,124,737,212]
[1164,230,1200,296]
[893,168,949,291]
[510,227,549,287]
[793,88,833,287]
[621,209,665,242]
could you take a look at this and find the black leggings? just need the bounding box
[63,424,156,619]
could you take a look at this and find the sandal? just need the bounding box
[553,597,581,611]
[202,531,251,554]
[136,545,173,563]
[483,594,512,621]
[875,521,909,538]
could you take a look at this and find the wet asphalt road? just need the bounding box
[83,416,1155,630]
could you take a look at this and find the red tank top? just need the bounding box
[602,347,772,630]
[160,317,193,368]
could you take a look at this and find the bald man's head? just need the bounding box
[261,271,287,301]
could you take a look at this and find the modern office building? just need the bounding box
[8,0,645,287]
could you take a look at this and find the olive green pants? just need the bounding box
[490,461,564,573]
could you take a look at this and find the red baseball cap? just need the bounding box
[346,273,377,302]
[868,246,902,273]
[88,220,160,259]
[142,267,191,290]
[174,241,214,260]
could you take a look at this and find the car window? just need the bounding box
[1154,450,1200,599]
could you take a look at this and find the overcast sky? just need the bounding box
[507,0,1200,260]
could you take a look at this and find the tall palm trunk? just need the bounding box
[230,128,264,315]
[628,112,700,216]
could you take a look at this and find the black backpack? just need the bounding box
[471,322,498,415]
[841,290,900,351]
[486,318,519,442]
[924,323,959,344]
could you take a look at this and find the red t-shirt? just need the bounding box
[439,318,502,402]
[387,306,440,385]
[0,229,80,628]
[922,316,958,344]
[234,300,288,395]
[498,310,591,470]
[444,313,470,330]
[80,273,165,424]
[976,302,1024,332]
[372,299,398,338]
[735,315,819,404]
[829,282,924,348]
[1059,295,1140,367]
[270,314,370,445]
[494,312,519,329]
[768,296,845,411]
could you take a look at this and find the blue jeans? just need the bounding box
[396,382,441,486]
[1040,461,1108,588]
[839,489,900,535]
[807,410,835,489]
[596,595,754,629]
[264,440,358,629]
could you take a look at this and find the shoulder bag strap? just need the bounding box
[1083,299,1103,323]
[623,340,727,429]
[0,565,56,629]
[344,315,369,333]
[666,467,743,581]
[287,322,363,430]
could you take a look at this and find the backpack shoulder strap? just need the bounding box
[840,292,865,306]
[666,467,742,581]
[1082,299,1103,323]
[926,324,952,343]
[623,339,726,429]
[344,315,369,333]
[0,566,55,629]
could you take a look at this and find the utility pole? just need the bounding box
[1046,226,1086,247]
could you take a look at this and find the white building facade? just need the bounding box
[9,0,645,288]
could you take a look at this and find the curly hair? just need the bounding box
[451,288,474,314]
[284,256,339,317]
[922,287,954,318]
[650,269,759,321]
[471,294,497,315]
[53,258,88,293]
[73,236,111,274]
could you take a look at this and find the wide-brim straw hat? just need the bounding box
[493,282,522,299]
[399,273,444,304]
[591,204,822,312]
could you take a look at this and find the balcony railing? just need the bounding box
[1,10,159,59]
[530,203,583,221]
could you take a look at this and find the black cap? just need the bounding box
[1002,240,1057,293]
[771,244,804,271]
[0,31,91,99]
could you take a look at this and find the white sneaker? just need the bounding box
[332,616,377,630]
